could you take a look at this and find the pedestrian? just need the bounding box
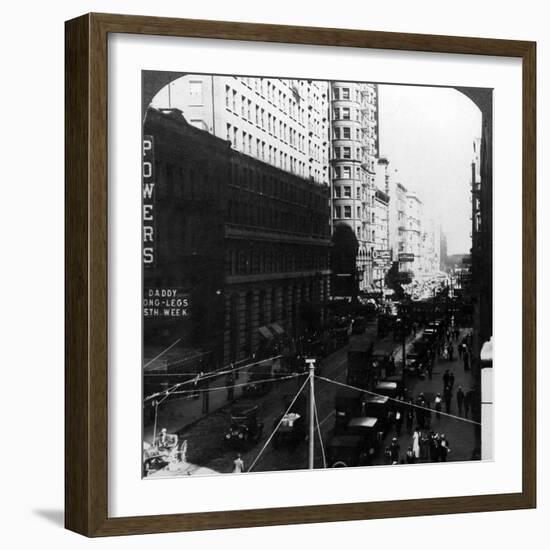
[384,446,392,465]
[394,405,403,437]
[390,437,400,463]
[406,399,414,434]
[457,386,465,416]
[434,393,442,420]
[443,369,450,389]
[412,427,421,459]
[232,453,245,473]
[439,434,451,462]
[406,446,416,464]
[448,343,454,361]
[420,429,430,460]
[449,371,455,389]
[463,349,470,371]
[430,432,440,462]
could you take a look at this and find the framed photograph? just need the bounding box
[65,13,536,537]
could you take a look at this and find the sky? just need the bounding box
[378,84,482,255]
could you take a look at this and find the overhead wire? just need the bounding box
[247,375,309,472]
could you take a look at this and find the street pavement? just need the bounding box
[143,325,479,477]
[381,329,479,465]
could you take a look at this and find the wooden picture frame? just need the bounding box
[65,12,536,537]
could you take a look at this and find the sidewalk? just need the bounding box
[381,329,478,463]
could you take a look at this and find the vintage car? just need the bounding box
[361,394,394,433]
[404,351,426,378]
[334,388,366,434]
[326,435,370,468]
[272,395,307,448]
[242,363,273,397]
[142,434,181,476]
[374,379,403,399]
[345,416,383,461]
[224,403,264,448]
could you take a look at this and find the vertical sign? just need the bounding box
[143,135,155,266]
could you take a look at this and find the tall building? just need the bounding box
[419,218,441,277]
[329,82,379,291]
[144,107,332,374]
[151,75,330,186]
[404,192,423,278]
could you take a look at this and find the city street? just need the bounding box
[148,319,478,477]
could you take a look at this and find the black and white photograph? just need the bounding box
[141,72,493,478]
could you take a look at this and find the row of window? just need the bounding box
[228,196,327,237]
[225,82,327,135]
[226,246,330,276]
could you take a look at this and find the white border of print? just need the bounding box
[108,33,522,518]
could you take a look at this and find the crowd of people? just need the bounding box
[381,322,480,465]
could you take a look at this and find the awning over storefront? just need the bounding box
[269,323,285,336]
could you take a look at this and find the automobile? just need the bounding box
[404,352,426,378]
[362,394,394,433]
[351,316,368,334]
[326,435,370,468]
[334,388,365,434]
[224,402,264,449]
[242,363,273,397]
[272,395,307,448]
[345,416,383,460]
[374,379,402,399]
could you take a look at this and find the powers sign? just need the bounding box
[143,135,156,266]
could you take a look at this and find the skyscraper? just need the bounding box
[329,82,379,291]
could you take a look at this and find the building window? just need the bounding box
[343,186,351,198]
[334,166,341,178]
[344,206,351,218]
[357,206,361,218]
[342,147,351,159]
[225,86,231,109]
[341,87,350,100]
[189,80,203,104]
[356,187,361,199]
[342,107,350,120]
[342,166,351,179]
[334,186,341,198]
[342,127,351,139]
[232,90,237,111]
[334,206,341,218]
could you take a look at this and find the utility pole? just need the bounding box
[402,315,406,385]
[306,358,316,470]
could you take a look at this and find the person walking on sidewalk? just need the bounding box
[406,399,414,434]
[443,369,450,389]
[233,453,245,473]
[448,343,454,362]
[434,393,443,420]
[439,434,451,462]
[457,386,465,416]
[463,348,470,371]
[412,428,421,459]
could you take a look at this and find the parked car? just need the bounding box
[224,402,264,449]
